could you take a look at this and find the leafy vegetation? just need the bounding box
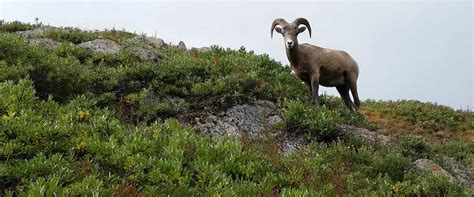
[0,21,41,33]
[400,135,435,160]
[0,21,472,195]
[283,100,340,141]
[364,100,473,132]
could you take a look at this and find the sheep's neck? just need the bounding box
[286,45,302,70]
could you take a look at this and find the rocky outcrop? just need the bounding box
[193,47,211,52]
[15,27,53,38]
[126,35,167,49]
[78,39,121,55]
[124,36,166,61]
[193,101,282,139]
[194,114,241,138]
[129,47,163,61]
[177,41,187,50]
[336,125,391,147]
[442,156,474,188]
[414,159,457,183]
[26,38,61,48]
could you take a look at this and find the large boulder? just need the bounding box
[124,36,166,61]
[26,38,61,48]
[177,41,187,50]
[128,47,163,61]
[414,159,456,183]
[224,102,280,138]
[193,101,282,139]
[194,114,241,138]
[192,47,211,52]
[15,27,53,38]
[126,35,167,49]
[442,156,474,188]
[336,125,391,147]
[78,39,121,55]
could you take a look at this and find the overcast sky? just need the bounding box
[1,1,472,109]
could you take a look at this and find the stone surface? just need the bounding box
[78,39,121,55]
[145,37,167,48]
[224,102,280,138]
[442,156,474,188]
[193,115,241,138]
[193,47,211,52]
[177,41,187,50]
[192,101,282,139]
[15,27,52,38]
[337,125,391,146]
[129,47,163,61]
[124,36,166,61]
[126,35,167,49]
[163,96,186,104]
[26,38,61,48]
[414,159,456,183]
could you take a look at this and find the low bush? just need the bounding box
[0,21,40,33]
[364,100,473,132]
[283,100,341,141]
[433,140,474,169]
[400,135,435,160]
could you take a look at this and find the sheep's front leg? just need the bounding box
[310,74,320,105]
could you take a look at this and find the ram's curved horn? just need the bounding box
[271,18,288,38]
[292,18,311,37]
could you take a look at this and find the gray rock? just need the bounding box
[15,27,52,38]
[27,38,61,48]
[177,41,187,50]
[279,133,306,156]
[163,96,185,104]
[267,115,283,126]
[337,125,391,146]
[193,47,211,52]
[442,156,474,188]
[129,47,163,61]
[224,102,280,138]
[414,159,456,183]
[192,101,282,140]
[224,104,265,138]
[126,35,167,49]
[124,36,166,61]
[78,39,121,55]
[145,37,167,48]
[193,115,241,138]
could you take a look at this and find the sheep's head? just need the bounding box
[271,18,311,49]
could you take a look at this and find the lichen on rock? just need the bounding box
[78,39,122,55]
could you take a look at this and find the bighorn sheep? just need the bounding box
[271,18,360,112]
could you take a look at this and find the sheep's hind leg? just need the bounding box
[336,85,356,112]
[346,73,361,110]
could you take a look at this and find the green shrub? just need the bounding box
[0,34,89,102]
[283,100,341,141]
[434,140,474,168]
[0,21,40,33]
[94,29,136,43]
[368,150,411,182]
[42,28,95,44]
[400,135,435,160]
[364,100,473,132]
[124,88,189,123]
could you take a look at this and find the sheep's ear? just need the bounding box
[275,27,283,34]
[297,26,306,34]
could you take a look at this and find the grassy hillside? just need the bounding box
[0,21,473,196]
